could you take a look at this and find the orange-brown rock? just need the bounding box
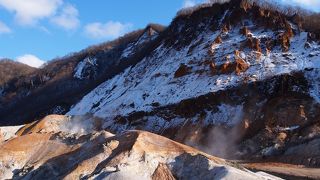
[240,0,252,12]
[279,24,294,52]
[0,115,282,179]
[174,64,191,78]
[240,26,250,36]
[221,56,232,73]
[235,50,250,75]
[152,163,176,180]
[245,37,262,53]
[209,62,216,74]
[214,35,223,44]
[221,23,231,33]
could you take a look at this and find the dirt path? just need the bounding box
[242,162,320,180]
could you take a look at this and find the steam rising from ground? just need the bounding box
[58,115,103,135]
[185,105,245,158]
[190,126,243,158]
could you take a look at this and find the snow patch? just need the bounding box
[69,22,320,124]
[74,57,97,79]
[277,125,300,132]
[121,29,158,59]
[205,104,244,126]
[304,69,320,103]
[0,125,24,142]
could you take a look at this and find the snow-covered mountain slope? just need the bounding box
[73,26,160,80]
[73,57,98,80]
[69,1,320,122]
[121,26,159,59]
[68,0,320,167]
[0,115,281,180]
[69,27,320,119]
[0,25,165,126]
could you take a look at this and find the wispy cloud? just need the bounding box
[84,21,133,39]
[0,0,81,31]
[16,54,45,68]
[0,0,63,26]
[182,0,209,8]
[280,0,320,12]
[51,4,80,30]
[0,21,11,34]
[182,0,197,8]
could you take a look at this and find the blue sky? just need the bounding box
[0,0,189,67]
[0,0,319,67]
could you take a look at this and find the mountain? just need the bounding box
[1,0,320,179]
[68,0,320,168]
[0,115,281,179]
[0,59,36,86]
[0,24,165,126]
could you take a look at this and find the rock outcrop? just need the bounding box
[0,115,280,180]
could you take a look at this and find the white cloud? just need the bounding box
[0,0,62,25]
[183,0,197,8]
[0,21,11,34]
[84,21,133,39]
[16,54,45,68]
[51,4,80,30]
[182,0,209,8]
[281,0,320,12]
[284,0,320,6]
[39,26,51,34]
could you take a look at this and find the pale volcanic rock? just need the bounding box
[0,125,23,142]
[0,115,280,180]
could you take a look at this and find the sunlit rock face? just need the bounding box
[0,115,280,180]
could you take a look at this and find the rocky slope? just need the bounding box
[0,59,36,86]
[0,115,280,179]
[67,0,320,168]
[0,24,165,126]
[1,0,320,179]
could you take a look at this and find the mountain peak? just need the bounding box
[0,59,36,86]
[176,0,320,37]
[145,23,166,33]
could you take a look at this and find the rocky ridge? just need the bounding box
[67,0,320,168]
[0,115,280,179]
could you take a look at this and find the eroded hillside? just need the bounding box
[0,24,165,125]
[67,0,320,168]
[1,0,320,179]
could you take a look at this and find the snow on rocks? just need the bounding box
[14,115,103,137]
[0,125,23,142]
[69,18,320,131]
[304,69,320,103]
[204,104,244,126]
[73,57,97,79]
[121,28,158,59]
